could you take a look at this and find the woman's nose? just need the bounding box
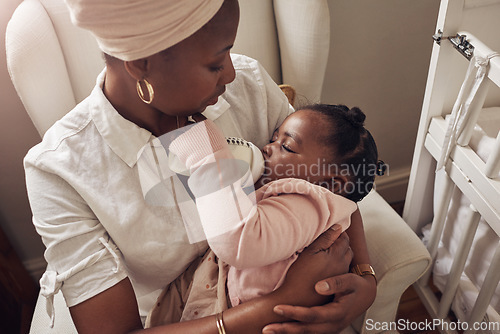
[219,54,236,86]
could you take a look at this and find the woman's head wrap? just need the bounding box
[64,0,225,61]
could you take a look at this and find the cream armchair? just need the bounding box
[6,0,431,333]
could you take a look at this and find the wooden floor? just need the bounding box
[390,201,463,334]
[396,283,441,334]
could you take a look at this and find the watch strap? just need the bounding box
[351,264,377,284]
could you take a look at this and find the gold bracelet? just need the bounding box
[215,312,227,334]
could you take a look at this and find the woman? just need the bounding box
[25,0,376,333]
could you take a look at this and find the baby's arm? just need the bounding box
[208,181,354,268]
[168,120,356,268]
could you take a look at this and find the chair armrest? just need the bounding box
[353,191,431,333]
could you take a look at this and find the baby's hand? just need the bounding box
[306,224,343,253]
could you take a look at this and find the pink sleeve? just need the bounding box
[169,120,231,168]
[208,179,356,269]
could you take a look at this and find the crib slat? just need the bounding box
[456,79,490,147]
[465,242,500,332]
[426,118,500,233]
[438,205,481,319]
[485,131,500,178]
[419,175,455,285]
[454,32,500,180]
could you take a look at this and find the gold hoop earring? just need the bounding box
[136,79,154,104]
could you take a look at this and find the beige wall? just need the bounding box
[0,0,440,277]
[322,0,440,202]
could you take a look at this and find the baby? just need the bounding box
[146,104,384,325]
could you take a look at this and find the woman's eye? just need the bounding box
[211,65,224,73]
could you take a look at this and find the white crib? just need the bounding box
[403,0,500,333]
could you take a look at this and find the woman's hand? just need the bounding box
[263,273,376,334]
[268,227,353,316]
[262,223,377,334]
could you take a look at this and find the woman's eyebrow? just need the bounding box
[216,44,233,55]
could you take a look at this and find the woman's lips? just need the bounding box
[207,95,220,106]
[207,88,226,106]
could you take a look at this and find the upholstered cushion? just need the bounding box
[232,0,281,83]
[355,190,431,333]
[6,0,104,136]
[274,0,331,105]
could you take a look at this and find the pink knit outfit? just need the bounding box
[169,120,357,306]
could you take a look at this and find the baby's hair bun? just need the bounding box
[345,107,366,128]
[376,160,387,176]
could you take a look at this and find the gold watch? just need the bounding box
[351,264,377,284]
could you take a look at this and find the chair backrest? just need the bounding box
[6,0,330,137]
[6,0,104,136]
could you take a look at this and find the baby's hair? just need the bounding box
[300,104,385,202]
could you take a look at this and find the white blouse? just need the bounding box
[24,54,293,323]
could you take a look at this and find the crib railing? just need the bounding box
[413,32,500,334]
[469,36,500,180]
[416,118,500,333]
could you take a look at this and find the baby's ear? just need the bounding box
[326,174,349,195]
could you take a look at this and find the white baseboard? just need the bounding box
[23,256,47,285]
[374,166,411,203]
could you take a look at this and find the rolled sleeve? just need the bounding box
[26,155,128,308]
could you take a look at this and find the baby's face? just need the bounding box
[259,109,335,186]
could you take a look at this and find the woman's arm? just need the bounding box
[263,208,377,334]
[346,208,376,285]
[69,227,352,334]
